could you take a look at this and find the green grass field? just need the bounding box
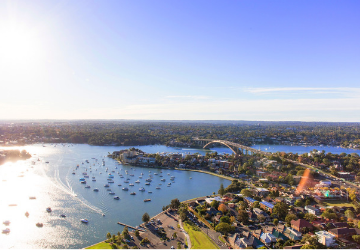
[183,222,219,249]
[323,200,354,207]
[86,241,112,249]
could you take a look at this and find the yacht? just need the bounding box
[108,180,114,183]
[29,196,36,199]
[109,192,115,195]
[117,184,122,186]
[129,183,134,186]
[107,188,112,191]
[93,188,99,192]
[135,180,140,183]
[139,187,145,191]
[3,220,10,226]
[144,199,151,202]
[81,181,86,184]
[46,207,52,212]
[130,192,136,195]
[79,178,85,181]
[145,182,150,185]
[156,187,161,189]
[145,179,152,182]
[161,179,166,182]
[148,191,152,193]
[25,211,29,217]
[124,180,129,183]
[104,184,110,187]
[80,219,88,223]
[122,187,129,191]
[114,196,120,200]
[2,228,10,233]
[60,214,66,218]
[85,185,91,188]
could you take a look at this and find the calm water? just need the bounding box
[1,143,359,249]
[0,144,231,249]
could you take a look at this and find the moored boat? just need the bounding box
[2,228,10,233]
[144,199,151,202]
[80,219,88,223]
[46,207,52,212]
[36,223,43,227]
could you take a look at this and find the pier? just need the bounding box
[117,222,145,232]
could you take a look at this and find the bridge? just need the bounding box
[193,138,271,156]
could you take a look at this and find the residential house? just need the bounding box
[291,219,314,233]
[315,231,335,247]
[260,232,277,245]
[244,197,257,207]
[260,201,274,213]
[305,205,321,215]
[328,227,357,239]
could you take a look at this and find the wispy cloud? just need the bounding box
[165,95,210,100]
[244,87,360,95]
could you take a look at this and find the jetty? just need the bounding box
[117,222,145,232]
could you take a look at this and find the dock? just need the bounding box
[117,222,145,232]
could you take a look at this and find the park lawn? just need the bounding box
[323,200,354,207]
[184,222,219,249]
[86,241,113,249]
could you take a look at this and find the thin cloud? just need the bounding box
[244,87,360,94]
[165,95,210,100]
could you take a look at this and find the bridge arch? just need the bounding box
[203,141,240,155]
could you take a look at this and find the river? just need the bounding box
[1,143,359,249]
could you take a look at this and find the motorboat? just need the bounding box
[139,187,145,191]
[170,176,175,179]
[72,172,76,175]
[93,188,99,192]
[109,192,115,195]
[60,214,66,218]
[36,223,43,227]
[92,179,96,181]
[3,220,10,226]
[108,180,114,183]
[130,192,136,195]
[114,196,120,200]
[81,181,86,184]
[80,219,88,223]
[156,187,161,189]
[161,179,165,182]
[145,179,152,182]
[144,199,151,202]
[129,183,134,186]
[122,187,129,191]
[124,180,129,183]
[117,184,122,186]
[148,191,152,193]
[145,182,150,185]
[107,188,112,191]
[135,180,140,183]
[29,196,36,199]
[25,211,29,217]
[168,183,171,185]
[85,185,91,188]
[2,228,10,234]
[104,184,110,187]
[46,207,52,212]
[79,178,85,181]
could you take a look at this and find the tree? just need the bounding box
[273,218,279,226]
[210,200,220,208]
[304,213,316,222]
[135,230,140,238]
[273,202,289,220]
[294,199,304,207]
[345,209,355,219]
[177,241,182,249]
[215,222,235,235]
[237,210,249,224]
[219,184,225,196]
[142,212,150,223]
[240,189,252,197]
[218,204,228,213]
[170,198,181,209]
[173,232,177,238]
[352,235,360,243]
[321,211,337,220]
[220,216,231,224]
[285,214,298,226]
[122,226,129,238]
[107,232,112,239]
[253,201,260,209]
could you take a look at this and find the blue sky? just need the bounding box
[0,0,359,121]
